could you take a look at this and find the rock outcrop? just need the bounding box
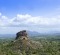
[15,30,28,40]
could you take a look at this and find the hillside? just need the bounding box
[0,30,42,55]
[0,30,60,55]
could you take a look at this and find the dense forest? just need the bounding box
[0,36,60,55]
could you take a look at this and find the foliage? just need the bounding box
[0,37,60,55]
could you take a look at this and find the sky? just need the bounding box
[0,0,60,34]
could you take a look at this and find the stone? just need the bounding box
[15,30,28,40]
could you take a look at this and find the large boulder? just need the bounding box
[15,30,28,40]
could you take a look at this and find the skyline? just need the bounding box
[0,0,60,34]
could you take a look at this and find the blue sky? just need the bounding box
[0,0,60,17]
[0,0,60,34]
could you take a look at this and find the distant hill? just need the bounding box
[27,31,40,36]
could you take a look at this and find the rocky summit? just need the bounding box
[15,30,28,40]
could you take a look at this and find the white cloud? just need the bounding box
[11,14,60,27]
[0,13,60,28]
[0,13,60,34]
[0,14,10,26]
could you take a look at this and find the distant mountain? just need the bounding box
[27,30,60,37]
[27,31,40,37]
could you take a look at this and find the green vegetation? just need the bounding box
[0,36,60,55]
